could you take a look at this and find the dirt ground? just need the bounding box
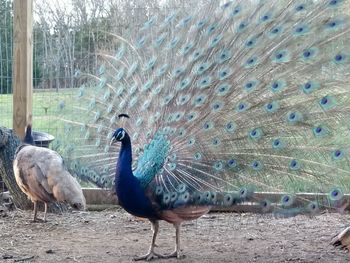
[0,208,350,263]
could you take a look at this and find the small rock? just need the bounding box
[0,205,8,213]
[1,213,7,218]
[2,254,13,259]
[46,249,54,254]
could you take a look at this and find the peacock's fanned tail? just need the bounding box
[57,0,350,215]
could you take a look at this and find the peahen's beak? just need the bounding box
[110,137,117,145]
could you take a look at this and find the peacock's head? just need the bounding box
[110,128,127,145]
[110,114,130,145]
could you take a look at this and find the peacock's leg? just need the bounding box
[32,201,38,222]
[164,223,184,259]
[134,220,165,261]
[43,202,48,222]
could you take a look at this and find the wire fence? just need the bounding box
[0,0,13,130]
[1,0,350,198]
[3,0,349,131]
[0,0,211,192]
[0,0,208,136]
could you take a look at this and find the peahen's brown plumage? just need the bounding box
[13,125,86,222]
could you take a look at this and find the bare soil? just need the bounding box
[0,208,349,263]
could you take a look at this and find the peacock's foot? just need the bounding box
[133,251,165,261]
[331,226,350,250]
[164,250,185,259]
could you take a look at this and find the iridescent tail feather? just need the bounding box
[55,0,350,215]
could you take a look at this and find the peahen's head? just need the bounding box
[24,125,34,145]
[110,128,128,144]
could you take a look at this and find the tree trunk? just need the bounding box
[0,126,31,209]
[0,126,67,213]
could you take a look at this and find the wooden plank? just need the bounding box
[83,188,118,205]
[82,188,350,213]
[12,0,33,139]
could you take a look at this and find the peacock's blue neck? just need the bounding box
[114,133,159,219]
[24,125,34,145]
[117,136,132,174]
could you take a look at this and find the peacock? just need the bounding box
[56,0,350,260]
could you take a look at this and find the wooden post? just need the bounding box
[12,0,33,139]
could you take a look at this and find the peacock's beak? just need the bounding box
[110,137,117,145]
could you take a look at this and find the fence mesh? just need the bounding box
[1,0,350,197]
[1,0,209,133]
[0,0,210,192]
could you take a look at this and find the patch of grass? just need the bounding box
[0,88,78,136]
[0,93,13,127]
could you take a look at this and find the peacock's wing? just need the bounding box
[58,0,350,213]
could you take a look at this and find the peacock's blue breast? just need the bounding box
[116,171,159,219]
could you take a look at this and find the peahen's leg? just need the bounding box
[134,220,165,261]
[32,201,38,222]
[164,223,185,259]
[43,202,48,222]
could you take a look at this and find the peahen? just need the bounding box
[57,0,350,260]
[13,125,86,222]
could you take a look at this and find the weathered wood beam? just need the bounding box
[12,0,33,139]
[81,188,350,213]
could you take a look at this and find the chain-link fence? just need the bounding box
[0,0,211,192]
[1,0,209,133]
